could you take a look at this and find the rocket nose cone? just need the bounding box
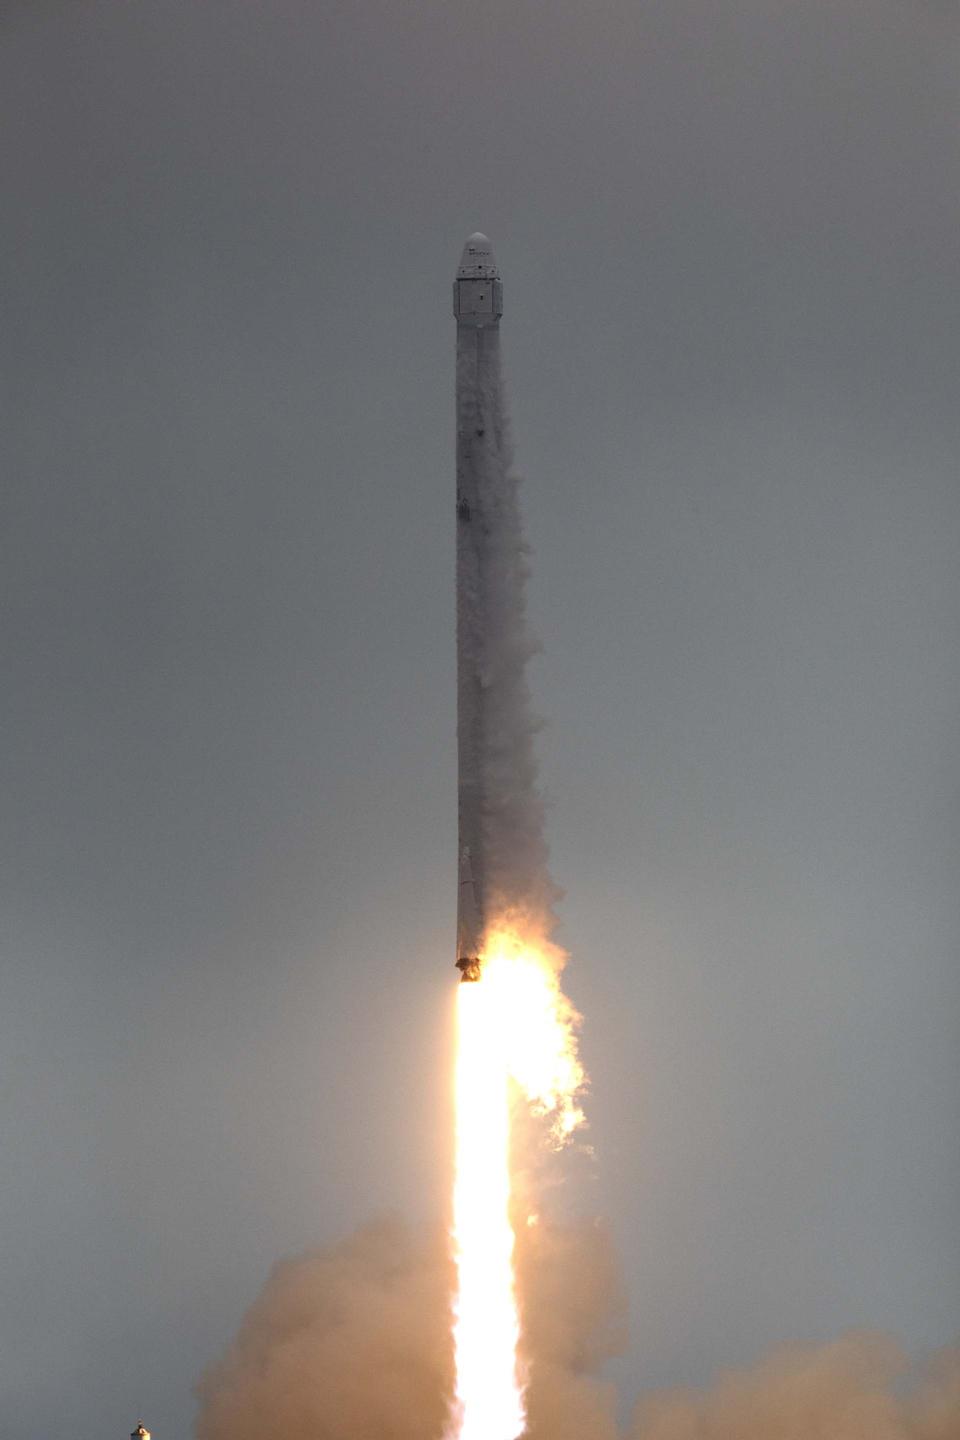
[457,232,499,279]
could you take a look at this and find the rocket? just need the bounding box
[454,233,504,982]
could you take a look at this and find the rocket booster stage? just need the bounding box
[454,233,504,982]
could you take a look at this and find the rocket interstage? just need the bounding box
[454,233,505,982]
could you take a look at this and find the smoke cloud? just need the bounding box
[194,1217,958,1440]
[195,1218,454,1440]
[630,1332,960,1440]
[515,1215,625,1440]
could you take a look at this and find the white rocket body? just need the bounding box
[454,232,552,981]
[454,234,503,979]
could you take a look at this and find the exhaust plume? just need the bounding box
[194,1218,959,1440]
[194,1215,622,1440]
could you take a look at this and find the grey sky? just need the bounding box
[2,1,958,1436]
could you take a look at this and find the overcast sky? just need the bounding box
[2,1,958,1436]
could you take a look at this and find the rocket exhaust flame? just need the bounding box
[448,977,524,1440]
[448,929,584,1440]
[448,235,585,1439]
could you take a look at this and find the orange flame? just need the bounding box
[447,923,585,1440]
